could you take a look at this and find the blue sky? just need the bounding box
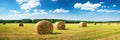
[0,0,120,21]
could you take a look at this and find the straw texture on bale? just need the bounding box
[19,23,24,27]
[35,20,53,34]
[55,21,65,30]
[79,22,87,27]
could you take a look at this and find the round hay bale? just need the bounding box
[3,22,6,25]
[35,20,53,34]
[94,22,96,25]
[79,22,87,27]
[19,23,24,27]
[55,21,65,30]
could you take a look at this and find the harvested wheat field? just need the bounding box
[0,23,120,40]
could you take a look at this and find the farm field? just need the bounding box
[0,23,120,40]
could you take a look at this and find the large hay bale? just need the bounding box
[19,23,24,27]
[79,22,87,27]
[55,21,65,30]
[35,20,53,34]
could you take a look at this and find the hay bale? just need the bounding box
[19,23,24,27]
[79,22,87,27]
[35,20,53,34]
[94,22,96,25]
[55,21,65,30]
[3,22,6,25]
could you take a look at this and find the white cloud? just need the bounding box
[16,0,40,13]
[100,2,104,4]
[1,9,48,20]
[74,3,82,8]
[50,8,69,13]
[16,0,27,4]
[113,4,116,7]
[74,1,102,11]
[39,10,48,14]
[32,9,48,14]
[101,6,109,8]
[49,10,53,13]
[52,0,57,2]
[8,9,48,18]
[97,9,120,13]
[8,0,46,20]
[9,10,21,15]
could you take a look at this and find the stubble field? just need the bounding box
[0,23,120,40]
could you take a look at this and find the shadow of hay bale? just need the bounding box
[63,28,69,30]
[34,33,62,35]
[49,33,62,35]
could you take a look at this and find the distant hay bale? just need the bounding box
[3,22,6,25]
[94,23,96,25]
[35,20,53,34]
[79,22,87,27]
[19,23,24,27]
[55,21,65,30]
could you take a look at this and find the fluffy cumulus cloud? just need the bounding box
[73,1,120,13]
[113,4,116,7]
[97,9,120,13]
[4,0,45,19]
[16,0,40,13]
[50,8,69,13]
[4,0,47,19]
[74,1,102,11]
[74,3,82,8]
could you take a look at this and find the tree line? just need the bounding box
[0,19,120,23]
